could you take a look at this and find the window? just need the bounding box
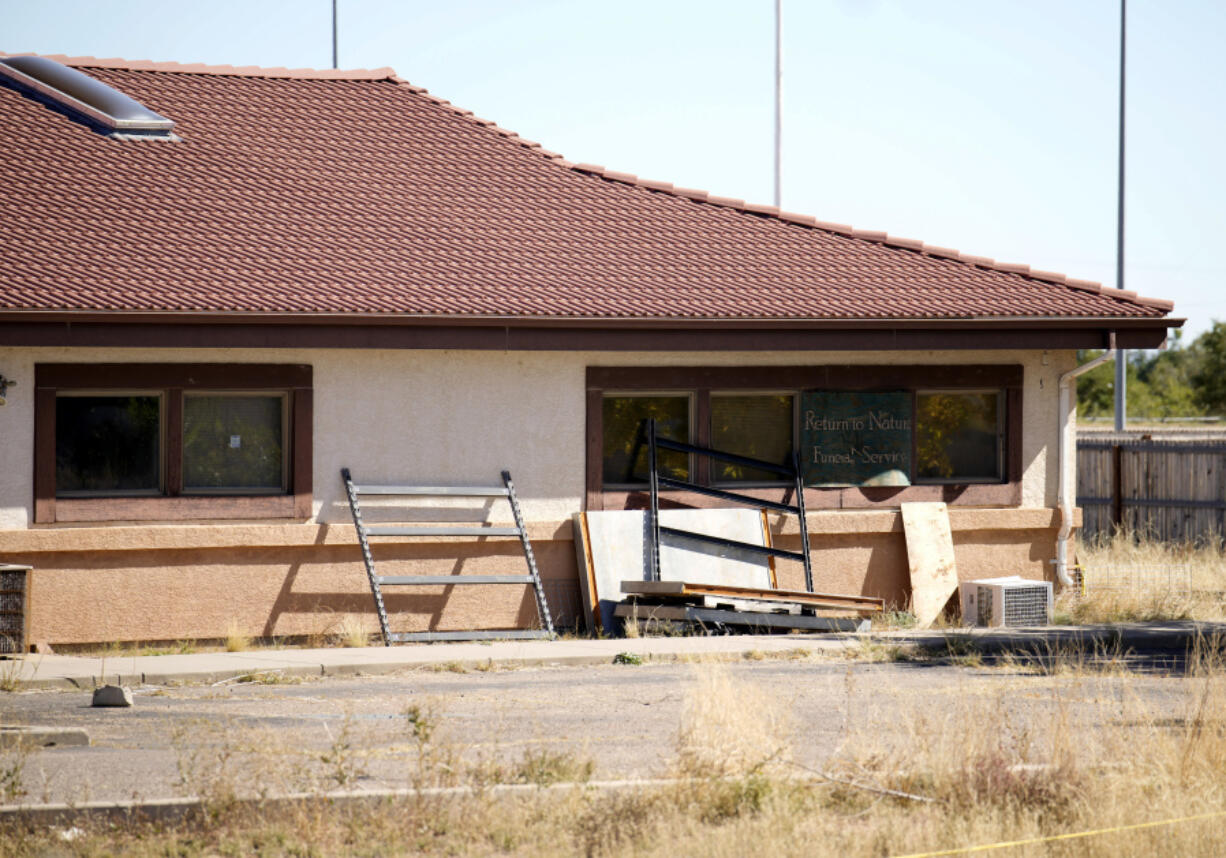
[587,365,1022,509]
[601,394,691,485]
[56,394,162,495]
[183,393,286,492]
[35,364,312,523]
[710,394,794,484]
[916,391,1002,482]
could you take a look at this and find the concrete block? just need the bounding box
[0,726,90,748]
[91,685,133,707]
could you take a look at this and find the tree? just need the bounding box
[1130,330,1202,419]
[1075,329,1202,420]
[1191,321,1226,415]
[1074,350,1115,419]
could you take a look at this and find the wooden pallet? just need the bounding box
[620,580,884,614]
[615,602,869,633]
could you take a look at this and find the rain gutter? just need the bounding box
[1054,333,1117,586]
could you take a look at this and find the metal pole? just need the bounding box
[774,0,782,209]
[332,0,338,70]
[647,418,662,583]
[1113,0,1127,432]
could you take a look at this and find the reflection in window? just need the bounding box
[916,392,1001,481]
[601,396,690,485]
[56,395,162,495]
[711,394,794,483]
[183,394,285,491]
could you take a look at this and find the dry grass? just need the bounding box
[675,663,791,779]
[873,609,919,630]
[231,670,306,686]
[0,657,26,693]
[1071,531,1226,623]
[8,650,1226,856]
[335,614,370,648]
[0,743,28,804]
[63,639,200,658]
[223,621,251,653]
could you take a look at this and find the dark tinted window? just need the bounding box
[56,395,161,494]
[711,394,794,483]
[601,396,690,485]
[916,392,1001,481]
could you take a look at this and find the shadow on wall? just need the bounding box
[765,531,909,604]
[618,484,978,514]
[306,486,578,633]
[261,543,546,637]
[22,539,583,645]
[318,492,504,525]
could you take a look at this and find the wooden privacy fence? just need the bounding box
[1077,438,1226,544]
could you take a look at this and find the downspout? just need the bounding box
[1054,333,1116,587]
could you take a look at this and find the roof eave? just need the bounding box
[0,310,1181,330]
[1,311,1176,352]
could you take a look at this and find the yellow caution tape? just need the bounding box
[892,809,1226,858]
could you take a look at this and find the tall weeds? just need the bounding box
[1072,530,1226,622]
[674,663,791,779]
[9,655,1226,856]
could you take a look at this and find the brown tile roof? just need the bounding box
[0,55,1173,321]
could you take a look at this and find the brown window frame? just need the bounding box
[34,363,313,523]
[586,364,1024,512]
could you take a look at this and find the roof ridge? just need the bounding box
[1,52,396,80]
[562,163,1175,313]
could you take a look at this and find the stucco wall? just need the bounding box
[0,345,1075,528]
[0,509,1072,644]
[0,344,1078,644]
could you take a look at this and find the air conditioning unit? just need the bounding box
[960,577,1052,627]
[0,564,31,654]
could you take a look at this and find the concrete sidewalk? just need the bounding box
[5,621,1223,690]
[5,634,851,689]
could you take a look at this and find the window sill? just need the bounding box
[600,482,1020,511]
[42,494,312,523]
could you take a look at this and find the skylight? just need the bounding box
[0,55,175,138]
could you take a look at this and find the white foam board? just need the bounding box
[574,509,772,633]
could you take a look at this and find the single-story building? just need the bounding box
[0,54,1178,647]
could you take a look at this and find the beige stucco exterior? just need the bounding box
[0,345,1079,645]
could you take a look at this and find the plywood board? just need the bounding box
[573,509,771,633]
[572,512,600,635]
[901,501,959,628]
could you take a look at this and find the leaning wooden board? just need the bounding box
[901,501,959,627]
[621,580,883,613]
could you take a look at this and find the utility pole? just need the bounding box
[332,0,339,70]
[1114,0,1127,431]
[774,0,782,209]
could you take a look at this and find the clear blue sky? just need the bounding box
[6,1,1223,339]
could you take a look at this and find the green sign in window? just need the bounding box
[800,391,912,487]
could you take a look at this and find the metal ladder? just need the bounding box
[341,468,555,644]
